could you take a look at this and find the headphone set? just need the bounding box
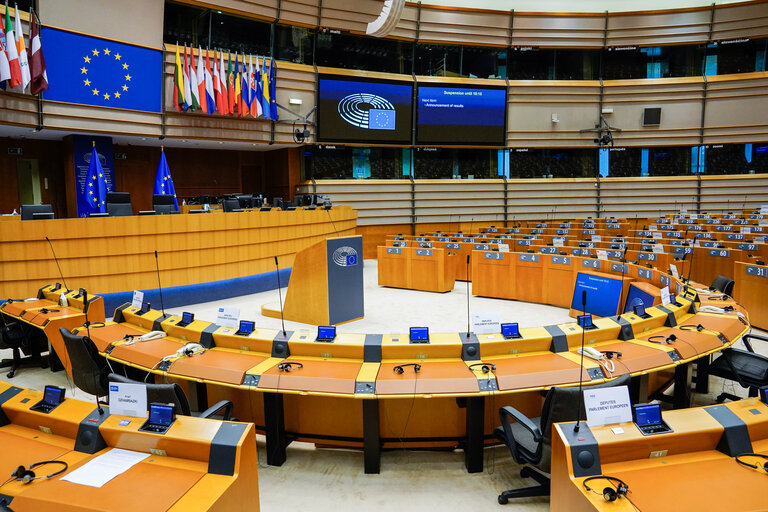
[38,308,60,314]
[393,363,421,374]
[277,361,303,372]
[648,334,678,344]
[601,350,622,359]
[468,362,496,374]
[680,324,706,332]
[735,453,768,473]
[9,460,68,485]
[582,475,630,502]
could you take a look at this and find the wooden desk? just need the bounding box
[377,246,455,293]
[734,261,768,330]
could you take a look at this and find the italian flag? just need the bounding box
[4,2,21,88]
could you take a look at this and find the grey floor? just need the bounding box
[1,259,761,511]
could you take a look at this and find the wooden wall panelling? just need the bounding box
[0,91,39,130]
[279,0,319,27]
[699,175,768,213]
[510,12,605,48]
[605,8,712,46]
[306,180,414,226]
[506,179,597,219]
[204,0,279,21]
[319,0,383,33]
[413,179,506,223]
[703,72,768,144]
[417,6,510,46]
[600,176,699,218]
[0,138,67,217]
[711,1,768,41]
[390,3,419,40]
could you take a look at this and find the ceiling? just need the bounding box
[420,0,747,13]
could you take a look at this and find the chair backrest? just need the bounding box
[153,195,175,214]
[222,198,240,212]
[59,328,109,397]
[538,374,630,472]
[106,192,133,216]
[20,204,53,221]
[0,317,24,349]
[711,275,735,296]
[108,373,192,416]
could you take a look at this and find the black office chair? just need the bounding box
[710,275,735,296]
[708,334,768,402]
[108,374,234,420]
[20,204,53,220]
[106,192,133,217]
[222,198,240,212]
[495,374,630,505]
[59,328,110,399]
[152,194,176,214]
[0,314,47,378]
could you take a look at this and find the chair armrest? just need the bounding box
[200,400,234,420]
[499,406,542,443]
[742,334,768,353]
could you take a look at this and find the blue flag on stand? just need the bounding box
[153,150,178,211]
[41,27,162,112]
[269,57,278,120]
[81,144,109,216]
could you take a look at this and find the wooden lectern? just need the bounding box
[262,236,364,325]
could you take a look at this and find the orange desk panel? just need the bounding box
[82,323,147,352]
[586,340,676,376]
[489,353,590,391]
[170,350,267,385]
[257,359,362,394]
[636,328,724,360]
[109,338,184,369]
[1,299,56,317]
[375,361,480,395]
[0,429,73,480]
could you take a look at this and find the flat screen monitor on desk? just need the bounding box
[410,327,429,343]
[235,320,255,337]
[632,403,672,435]
[623,283,655,314]
[139,403,176,434]
[571,272,623,318]
[501,322,521,339]
[317,325,336,342]
[30,385,65,413]
[136,301,151,316]
[176,312,194,328]
[577,314,596,330]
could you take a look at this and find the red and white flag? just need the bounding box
[4,2,22,88]
[28,10,47,94]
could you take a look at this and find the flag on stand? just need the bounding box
[172,43,184,112]
[227,52,236,115]
[240,53,250,117]
[203,48,215,114]
[269,57,277,120]
[195,46,207,114]
[81,142,109,216]
[218,50,228,115]
[0,8,11,85]
[212,49,222,115]
[153,148,179,211]
[28,9,47,95]
[251,56,262,118]
[234,53,242,116]
[260,58,270,120]
[4,2,21,88]
[182,44,192,111]
[13,3,29,90]
[186,45,199,111]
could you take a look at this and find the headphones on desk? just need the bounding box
[11,460,68,484]
[469,362,496,374]
[277,361,303,372]
[648,334,678,344]
[735,453,768,473]
[582,475,630,502]
[601,351,622,359]
[393,363,421,374]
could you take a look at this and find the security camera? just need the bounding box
[294,124,310,144]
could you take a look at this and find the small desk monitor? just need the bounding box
[136,301,151,316]
[577,314,596,330]
[139,403,176,434]
[235,320,255,337]
[176,312,194,328]
[759,386,768,405]
[409,327,429,343]
[501,322,521,339]
[632,403,672,435]
[316,325,336,342]
[30,385,66,414]
[633,303,648,318]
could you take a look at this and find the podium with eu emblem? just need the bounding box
[262,236,364,325]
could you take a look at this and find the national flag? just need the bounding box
[212,49,222,115]
[28,9,47,95]
[195,46,207,114]
[13,3,29,90]
[250,55,262,118]
[182,44,191,111]
[4,2,21,88]
[269,57,277,120]
[81,142,108,216]
[153,148,179,211]
[187,45,200,111]
[261,58,270,120]
[217,49,228,115]
[227,52,236,115]
[203,48,215,114]
[172,43,183,112]
[0,8,11,85]
[240,53,250,117]
[234,52,242,117]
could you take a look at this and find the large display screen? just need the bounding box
[317,76,413,144]
[417,85,506,145]
[570,272,623,318]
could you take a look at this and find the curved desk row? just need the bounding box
[68,253,750,474]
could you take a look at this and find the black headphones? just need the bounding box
[680,324,706,332]
[277,361,303,372]
[648,334,677,344]
[601,350,622,359]
[11,460,68,484]
[583,475,630,502]
[393,363,421,374]
[468,362,496,374]
[735,453,768,472]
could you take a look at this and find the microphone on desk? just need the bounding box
[154,250,166,316]
[45,236,70,293]
[574,290,588,434]
[617,247,628,312]
[274,256,287,337]
[465,255,471,339]
[325,204,341,238]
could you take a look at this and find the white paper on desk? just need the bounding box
[131,290,144,308]
[61,448,150,488]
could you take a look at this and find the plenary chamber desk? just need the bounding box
[0,382,259,511]
[70,251,750,475]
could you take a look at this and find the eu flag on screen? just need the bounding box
[153,150,179,211]
[41,27,162,113]
[369,109,395,130]
[80,145,109,216]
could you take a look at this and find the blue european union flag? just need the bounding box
[79,145,109,216]
[42,27,162,113]
[369,109,395,130]
[153,150,179,211]
[346,254,358,266]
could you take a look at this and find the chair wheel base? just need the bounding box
[7,370,15,378]
[498,495,508,505]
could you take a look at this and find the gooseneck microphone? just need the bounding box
[325,205,341,238]
[45,236,69,292]
[466,254,471,339]
[154,250,166,316]
[618,247,628,312]
[274,256,287,337]
[574,290,588,433]
[684,241,697,285]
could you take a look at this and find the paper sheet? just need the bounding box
[61,448,150,488]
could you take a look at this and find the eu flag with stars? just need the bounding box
[153,150,178,211]
[81,145,109,216]
[42,27,161,112]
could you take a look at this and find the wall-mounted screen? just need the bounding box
[417,84,506,145]
[570,272,623,318]
[317,75,412,144]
